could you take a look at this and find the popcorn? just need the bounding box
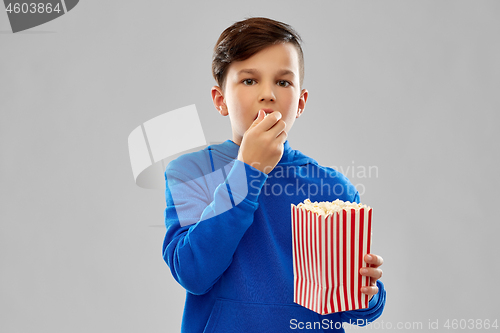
[291,199,373,314]
[297,199,370,216]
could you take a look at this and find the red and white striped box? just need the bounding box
[291,203,372,314]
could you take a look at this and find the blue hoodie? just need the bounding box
[163,140,386,332]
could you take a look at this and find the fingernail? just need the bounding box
[361,268,368,274]
[366,254,372,262]
[361,287,368,293]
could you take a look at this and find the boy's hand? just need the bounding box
[360,253,384,298]
[237,109,287,174]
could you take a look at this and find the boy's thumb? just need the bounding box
[249,110,265,129]
[255,109,264,122]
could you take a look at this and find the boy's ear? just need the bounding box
[211,86,228,116]
[296,88,309,118]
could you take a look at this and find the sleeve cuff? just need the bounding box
[348,280,386,322]
[225,159,268,203]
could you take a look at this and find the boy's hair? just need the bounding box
[212,17,304,92]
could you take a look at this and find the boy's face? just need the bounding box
[212,42,308,146]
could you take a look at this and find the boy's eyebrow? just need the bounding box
[237,68,295,77]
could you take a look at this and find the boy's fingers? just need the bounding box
[258,111,281,129]
[248,110,266,133]
[252,110,265,125]
[270,119,286,136]
[276,128,288,143]
[360,285,379,296]
[365,253,383,268]
[360,267,383,280]
[272,111,282,121]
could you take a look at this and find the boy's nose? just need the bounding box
[258,83,276,102]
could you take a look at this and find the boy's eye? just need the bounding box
[277,80,291,87]
[243,79,256,85]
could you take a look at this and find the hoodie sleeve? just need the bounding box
[162,156,267,295]
[338,280,386,327]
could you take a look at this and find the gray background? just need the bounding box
[1,0,499,332]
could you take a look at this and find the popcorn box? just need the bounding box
[291,200,372,314]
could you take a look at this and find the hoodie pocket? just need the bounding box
[203,298,324,333]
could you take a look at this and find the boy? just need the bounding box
[163,17,386,332]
